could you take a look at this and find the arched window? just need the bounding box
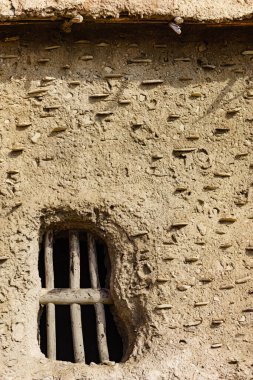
[38,229,123,364]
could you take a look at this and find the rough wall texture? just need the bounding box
[0,23,253,380]
[0,0,252,22]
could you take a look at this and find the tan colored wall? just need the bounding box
[0,24,253,380]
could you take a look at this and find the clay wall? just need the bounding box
[0,23,253,380]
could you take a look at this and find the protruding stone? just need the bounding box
[219,216,237,223]
[155,304,172,310]
[194,301,208,307]
[44,45,61,50]
[183,319,202,327]
[142,79,164,85]
[80,55,93,61]
[242,50,253,55]
[211,343,222,348]
[185,257,199,263]
[235,277,251,284]
[177,284,191,291]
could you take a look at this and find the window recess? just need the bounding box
[39,229,123,364]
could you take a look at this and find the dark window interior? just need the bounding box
[39,230,123,363]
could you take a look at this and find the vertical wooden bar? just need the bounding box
[44,230,56,360]
[87,233,109,363]
[69,230,85,363]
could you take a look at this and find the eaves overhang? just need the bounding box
[0,1,252,26]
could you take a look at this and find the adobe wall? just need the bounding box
[0,23,253,380]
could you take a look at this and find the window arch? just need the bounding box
[38,229,123,364]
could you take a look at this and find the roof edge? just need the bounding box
[0,1,252,25]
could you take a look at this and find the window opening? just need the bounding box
[39,230,123,364]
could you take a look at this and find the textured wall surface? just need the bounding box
[0,23,253,380]
[0,0,252,22]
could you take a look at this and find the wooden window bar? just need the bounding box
[41,230,112,363]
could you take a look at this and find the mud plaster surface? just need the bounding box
[0,0,253,22]
[0,23,253,380]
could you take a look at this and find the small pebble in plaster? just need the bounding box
[80,55,93,61]
[89,93,110,99]
[16,121,31,129]
[169,22,182,35]
[155,304,172,310]
[168,114,180,121]
[142,79,164,85]
[215,127,230,134]
[186,134,199,140]
[103,360,116,366]
[152,153,163,160]
[96,42,109,47]
[220,284,234,290]
[227,107,240,115]
[27,88,49,97]
[163,256,175,261]
[104,74,123,79]
[118,99,131,105]
[174,16,184,25]
[171,221,188,228]
[43,105,61,111]
[203,184,219,191]
[44,45,61,50]
[211,343,222,348]
[41,76,55,83]
[185,257,199,263]
[219,216,237,223]
[212,319,224,325]
[191,91,202,98]
[235,151,248,159]
[5,36,19,42]
[30,132,41,144]
[183,319,202,327]
[173,148,196,155]
[157,277,169,283]
[128,58,152,64]
[199,277,213,283]
[202,64,216,70]
[51,126,67,133]
[194,301,208,307]
[174,57,190,62]
[37,58,50,63]
[0,54,18,59]
[68,80,80,86]
[74,40,90,44]
[214,171,232,178]
[242,50,253,55]
[131,231,149,238]
[177,284,191,291]
[11,144,24,153]
[219,243,232,249]
[96,111,114,116]
[235,276,251,284]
